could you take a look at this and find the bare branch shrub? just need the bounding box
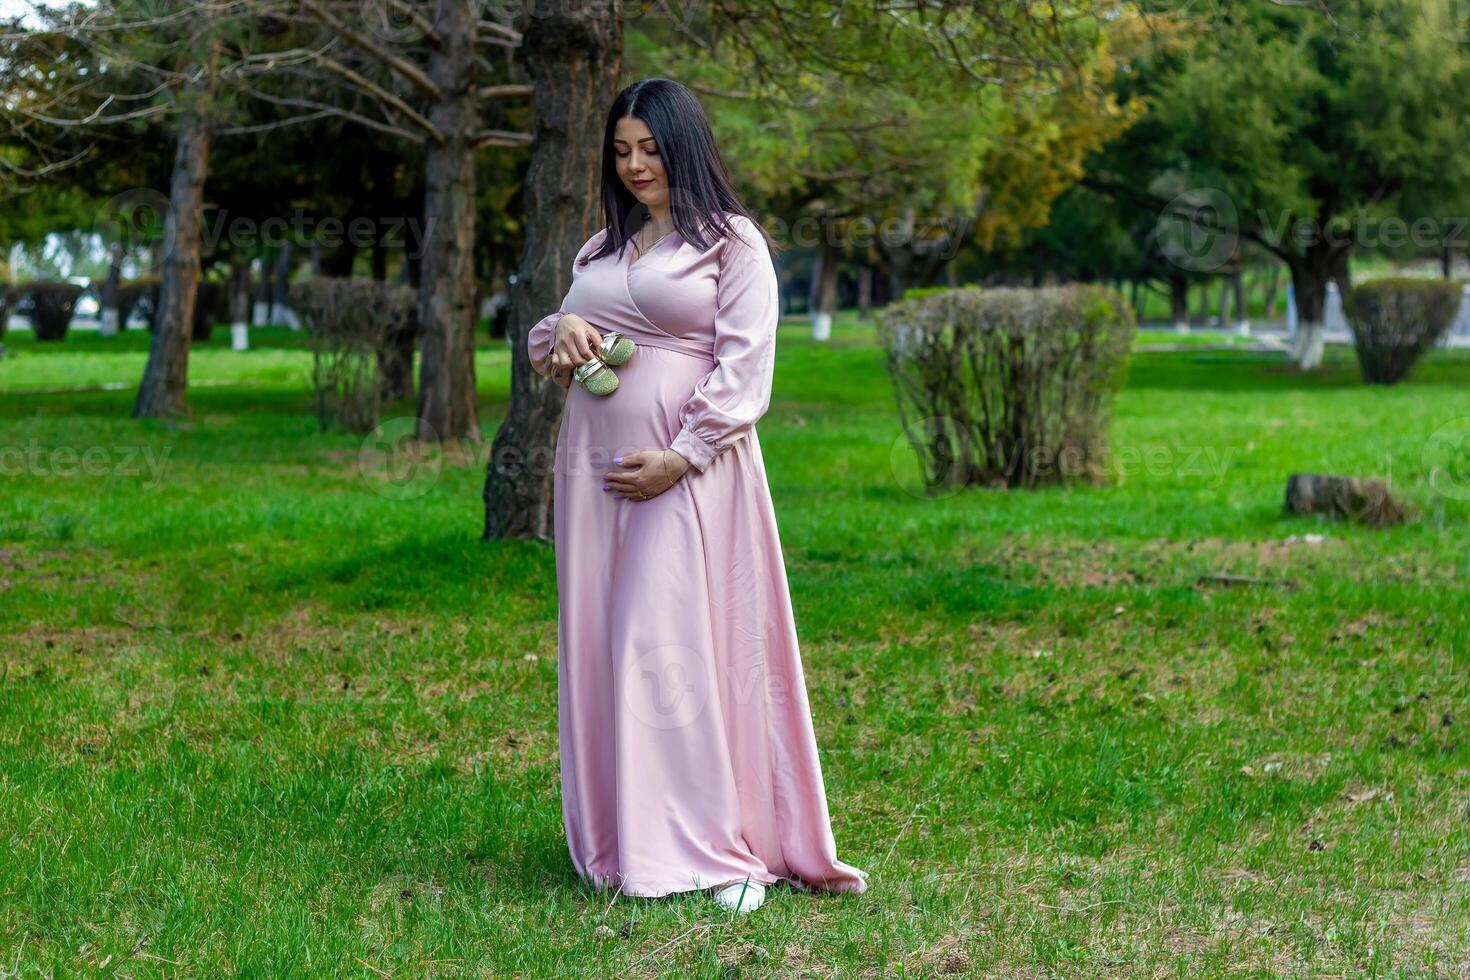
[877,285,1136,492]
[291,278,417,434]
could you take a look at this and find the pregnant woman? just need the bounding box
[526,78,868,913]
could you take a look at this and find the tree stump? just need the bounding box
[1284,473,1408,528]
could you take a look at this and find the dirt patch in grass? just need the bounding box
[953,532,1370,593]
[6,624,144,660]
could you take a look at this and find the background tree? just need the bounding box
[481,0,623,540]
[1085,0,1470,369]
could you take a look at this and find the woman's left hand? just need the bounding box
[604,450,691,501]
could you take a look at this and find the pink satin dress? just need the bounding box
[526,213,869,898]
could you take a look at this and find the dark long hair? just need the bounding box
[579,77,778,266]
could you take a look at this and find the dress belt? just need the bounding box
[608,323,715,361]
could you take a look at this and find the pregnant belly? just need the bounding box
[560,345,714,473]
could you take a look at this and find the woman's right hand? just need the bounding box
[550,314,602,385]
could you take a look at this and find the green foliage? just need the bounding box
[1117,0,1470,264]
[629,3,1136,252]
[900,285,951,301]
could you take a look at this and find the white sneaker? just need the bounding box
[711,879,766,913]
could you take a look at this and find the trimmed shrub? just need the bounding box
[290,278,418,434]
[1342,277,1462,385]
[22,282,85,341]
[193,280,226,342]
[901,285,951,302]
[877,284,1136,491]
[117,277,163,331]
[142,278,226,340]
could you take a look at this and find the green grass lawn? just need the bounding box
[2,315,1469,976]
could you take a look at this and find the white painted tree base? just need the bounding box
[811,311,832,342]
[231,322,250,351]
[269,304,300,330]
[1289,320,1325,370]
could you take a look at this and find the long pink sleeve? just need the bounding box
[526,229,607,378]
[669,218,779,473]
[527,310,568,378]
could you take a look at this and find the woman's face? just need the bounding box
[613,116,667,213]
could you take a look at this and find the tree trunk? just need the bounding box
[1285,473,1407,528]
[100,243,123,336]
[1262,265,1280,324]
[271,242,294,327]
[856,265,872,321]
[812,239,838,341]
[1231,269,1248,334]
[253,256,272,326]
[379,328,415,404]
[1287,243,1350,371]
[806,254,822,315]
[483,0,623,540]
[228,256,250,351]
[320,239,358,277]
[889,242,913,298]
[416,0,480,444]
[1170,276,1189,331]
[370,149,395,283]
[372,239,390,281]
[133,110,210,419]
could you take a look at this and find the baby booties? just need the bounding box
[573,331,637,396]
